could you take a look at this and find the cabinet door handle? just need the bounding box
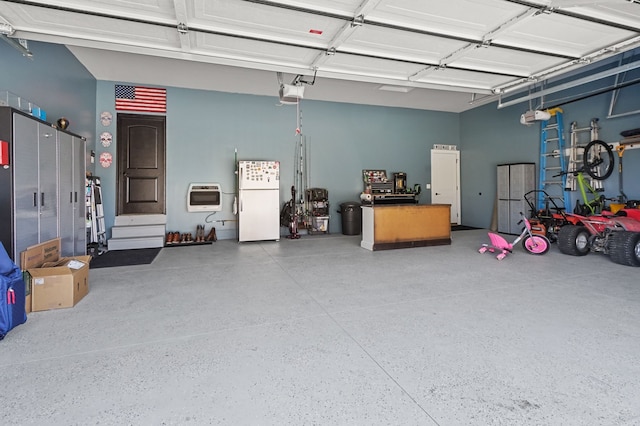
[70,191,73,203]
[74,191,78,203]
[41,192,45,207]
[33,192,37,207]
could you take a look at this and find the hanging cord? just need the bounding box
[296,96,301,135]
[293,98,309,225]
[298,100,304,205]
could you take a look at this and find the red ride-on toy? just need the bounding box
[557,208,640,266]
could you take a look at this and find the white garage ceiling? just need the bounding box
[1,0,639,112]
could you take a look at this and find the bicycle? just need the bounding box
[555,139,614,216]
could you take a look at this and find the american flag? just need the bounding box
[115,85,166,113]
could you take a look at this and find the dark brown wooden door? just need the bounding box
[117,114,166,215]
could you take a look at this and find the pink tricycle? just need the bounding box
[479,212,550,260]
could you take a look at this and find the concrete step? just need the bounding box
[107,236,165,251]
[114,214,167,226]
[111,224,166,239]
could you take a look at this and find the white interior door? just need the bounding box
[431,149,461,225]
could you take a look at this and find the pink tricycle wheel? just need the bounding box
[523,235,550,255]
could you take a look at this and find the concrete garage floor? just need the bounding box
[2,229,639,425]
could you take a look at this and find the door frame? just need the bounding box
[116,113,167,215]
[431,148,461,225]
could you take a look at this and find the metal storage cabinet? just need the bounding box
[12,112,58,258]
[58,131,87,256]
[0,106,86,263]
[497,163,535,234]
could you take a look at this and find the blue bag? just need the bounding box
[0,242,27,340]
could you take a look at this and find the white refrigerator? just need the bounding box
[238,160,281,242]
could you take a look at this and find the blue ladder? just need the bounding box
[538,108,570,211]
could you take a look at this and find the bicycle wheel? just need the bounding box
[583,139,614,180]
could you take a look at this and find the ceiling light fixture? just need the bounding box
[378,85,414,93]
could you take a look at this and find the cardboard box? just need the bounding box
[21,238,62,270]
[21,239,62,313]
[21,238,90,312]
[29,256,90,312]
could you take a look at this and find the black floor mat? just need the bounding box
[451,225,480,231]
[90,248,161,269]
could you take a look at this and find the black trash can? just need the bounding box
[338,202,362,235]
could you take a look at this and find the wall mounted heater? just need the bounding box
[187,183,222,212]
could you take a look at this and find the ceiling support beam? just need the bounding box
[309,0,383,70]
[3,0,526,85]
[3,0,638,96]
[0,33,33,58]
[0,16,32,58]
[481,7,539,44]
[410,7,539,81]
[503,0,640,33]
[497,56,640,108]
[495,35,640,96]
[2,0,576,80]
[236,0,576,59]
[173,0,191,51]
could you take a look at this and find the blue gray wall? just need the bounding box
[96,83,459,238]
[0,40,96,149]
[460,76,640,228]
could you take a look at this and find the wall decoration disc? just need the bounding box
[99,152,113,168]
[100,131,113,147]
[100,111,113,126]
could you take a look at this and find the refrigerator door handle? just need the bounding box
[239,195,242,212]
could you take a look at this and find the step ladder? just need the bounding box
[567,118,603,191]
[538,108,569,211]
[88,177,107,251]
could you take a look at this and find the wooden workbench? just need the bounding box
[360,204,451,251]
